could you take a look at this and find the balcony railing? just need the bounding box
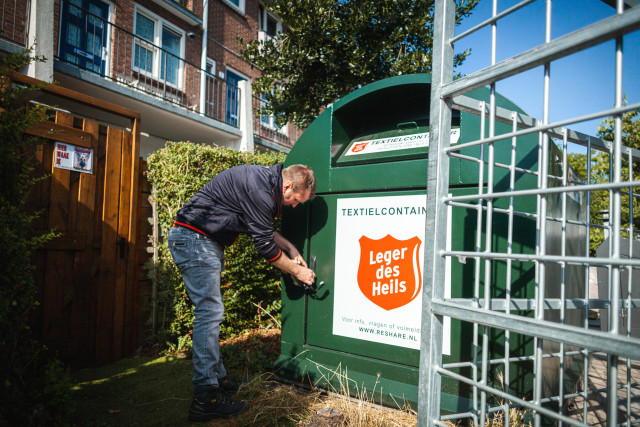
[252,95,301,149]
[56,0,238,127]
[0,0,29,47]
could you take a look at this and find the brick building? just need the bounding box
[1,0,298,157]
[0,0,299,359]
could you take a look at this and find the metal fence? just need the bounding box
[0,0,29,47]
[419,1,640,426]
[56,0,237,127]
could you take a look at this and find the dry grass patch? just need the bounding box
[203,372,417,427]
[314,393,417,427]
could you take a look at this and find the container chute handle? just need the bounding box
[292,256,324,294]
[397,121,418,130]
[309,256,326,292]
[291,256,321,293]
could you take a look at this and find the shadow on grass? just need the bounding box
[70,356,194,426]
[69,329,319,426]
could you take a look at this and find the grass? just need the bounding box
[68,329,418,426]
[69,329,531,426]
[70,355,194,426]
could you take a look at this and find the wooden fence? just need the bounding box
[13,72,142,367]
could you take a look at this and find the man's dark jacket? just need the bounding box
[174,163,283,261]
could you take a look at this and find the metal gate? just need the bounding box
[419,1,640,426]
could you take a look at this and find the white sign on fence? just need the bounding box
[54,142,93,174]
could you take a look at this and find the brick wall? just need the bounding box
[207,0,262,80]
[0,0,29,46]
[54,0,205,109]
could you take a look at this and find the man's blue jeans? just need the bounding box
[168,226,227,393]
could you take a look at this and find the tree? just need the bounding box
[241,0,478,128]
[568,102,640,254]
[1,51,71,424]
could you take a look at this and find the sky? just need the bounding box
[452,0,640,141]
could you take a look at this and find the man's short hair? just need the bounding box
[282,164,316,199]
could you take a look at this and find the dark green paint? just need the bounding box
[278,74,586,414]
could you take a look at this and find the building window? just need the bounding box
[259,93,273,128]
[132,5,185,88]
[134,13,154,73]
[59,0,111,75]
[161,28,181,85]
[223,0,245,14]
[259,92,287,135]
[204,58,217,116]
[258,5,282,41]
[225,69,246,127]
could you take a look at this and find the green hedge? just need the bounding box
[1,51,71,424]
[146,142,286,352]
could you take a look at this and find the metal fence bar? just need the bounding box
[583,135,594,425]
[626,148,636,426]
[431,301,640,360]
[452,95,640,161]
[439,250,640,269]
[608,3,625,424]
[535,4,553,423]
[437,367,588,427]
[446,102,640,153]
[445,297,640,311]
[416,0,456,425]
[472,100,486,426]
[442,6,640,98]
[450,0,536,43]
[444,350,588,369]
[446,181,640,203]
[420,1,640,424]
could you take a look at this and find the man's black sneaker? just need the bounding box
[188,388,249,422]
[218,375,241,396]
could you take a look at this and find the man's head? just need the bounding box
[281,164,316,207]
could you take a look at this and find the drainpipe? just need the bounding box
[199,0,209,114]
[27,0,54,82]
[238,80,255,153]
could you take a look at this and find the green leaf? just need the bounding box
[241,0,478,128]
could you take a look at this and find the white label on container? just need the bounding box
[345,129,460,156]
[332,195,451,353]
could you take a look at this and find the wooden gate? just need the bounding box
[16,72,141,368]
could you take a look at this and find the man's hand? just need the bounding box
[293,264,316,286]
[271,254,315,286]
[292,256,308,268]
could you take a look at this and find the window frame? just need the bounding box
[225,67,249,127]
[258,91,288,135]
[223,0,245,15]
[57,0,115,77]
[204,57,217,114]
[205,57,216,76]
[132,4,186,89]
[258,4,282,41]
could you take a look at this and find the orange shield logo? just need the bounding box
[357,235,422,311]
[351,142,369,153]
